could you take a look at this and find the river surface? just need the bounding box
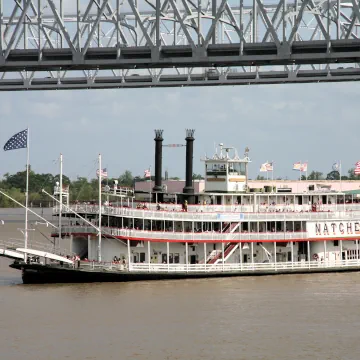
[1,208,360,359]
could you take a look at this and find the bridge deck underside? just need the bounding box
[2,0,360,90]
[3,40,360,71]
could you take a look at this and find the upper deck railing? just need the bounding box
[57,226,308,242]
[53,204,360,222]
[136,203,356,213]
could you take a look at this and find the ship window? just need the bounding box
[206,163,226,175]
[228,162,246,176]
[334,240,339,246]
[174,253,180,263]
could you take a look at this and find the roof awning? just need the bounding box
[343,190,360,195]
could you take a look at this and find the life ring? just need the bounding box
[313,253,319,260]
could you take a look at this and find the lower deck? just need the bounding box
[71,235,360,267]
[11,259,360,284]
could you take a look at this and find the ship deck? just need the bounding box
[10,259,360,284]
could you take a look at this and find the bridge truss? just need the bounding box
[1,0,360,90]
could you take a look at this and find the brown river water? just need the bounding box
[1,209,360,360]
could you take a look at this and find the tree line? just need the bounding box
[0,168,134,207]
[256,168,360,181]
[0,168,205,208]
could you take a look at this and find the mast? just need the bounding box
[24,127,30,262]
[58,153,63,253]
[149,165,152,203]
[340,160,342,192]
[98,153,102,262]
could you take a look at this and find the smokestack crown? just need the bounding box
[185,129,195,139]
[154,129,163,140]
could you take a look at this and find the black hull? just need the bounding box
[9,263,360,284]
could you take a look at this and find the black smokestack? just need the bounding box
[153,129,163,193]
[183,129,195,196]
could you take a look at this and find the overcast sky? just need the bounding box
[0,82,358,182]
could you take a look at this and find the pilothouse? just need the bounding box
[203,143,250,193]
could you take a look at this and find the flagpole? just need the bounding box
[299,160,301,182]
[340,160,342,192]
[24,127,30,262]
[149,165,152,204]
[98,154,102,262]
[58,153,63,253]
[272,161,274,192]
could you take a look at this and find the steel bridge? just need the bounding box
[1,0,360,90]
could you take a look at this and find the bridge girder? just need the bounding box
[0,0,360,90]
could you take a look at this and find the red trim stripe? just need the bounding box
[52,232,360,243]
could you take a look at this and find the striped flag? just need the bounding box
[293,162,308,172]
[266,162,273,171]
[260,162,273,172]
[96,168,108,178]
[144,169,151,178]
[355,161,360,175]
[260,162,268,172]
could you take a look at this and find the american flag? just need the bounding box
[3,129,28,151]
[144,169,151,178]
[293,162,308,172]
[355,161,360,175]
[265,162,273,171]
[259,162,273,172]
[96,168,108,178]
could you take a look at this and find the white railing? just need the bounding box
[53,204,360,222]
[0,238,70,256]
[39,258,360,274]
[57,225,308,242]
[140,203,360,213]
[129,259,360,273]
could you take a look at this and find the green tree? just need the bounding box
[326,171,340,180]
[307,171,324,180]
[118,170,133,187]
[347,168,360,180]
[256,175,266,180]
[192,173,204,180]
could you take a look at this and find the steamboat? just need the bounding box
[3,129,360,284]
